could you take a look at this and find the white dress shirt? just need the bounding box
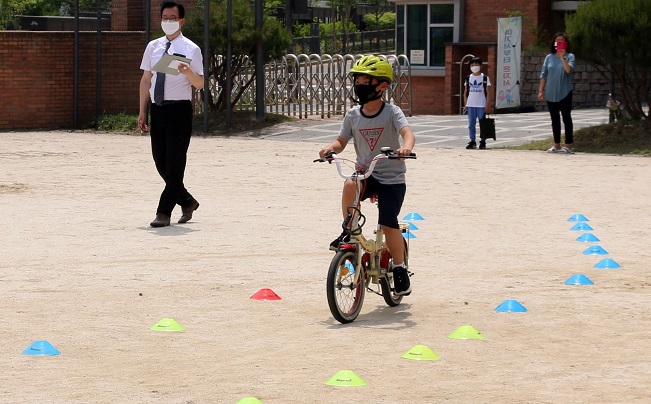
[140,33,204,102]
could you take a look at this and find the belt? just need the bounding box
[157,100,191,106]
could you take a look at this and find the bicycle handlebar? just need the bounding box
[314,147,416,181]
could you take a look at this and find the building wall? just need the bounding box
[409,76,446,115]
[464,0,543,48]
[444,43,497,115]
[0,31,143,130]
[407,0,556,115]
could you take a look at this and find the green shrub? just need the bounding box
[94,113,138,132]
[363,12,395,31]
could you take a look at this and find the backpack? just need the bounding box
[465,73,488,99]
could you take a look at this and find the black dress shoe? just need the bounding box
[150,213,171,227]
[178,200,199,223]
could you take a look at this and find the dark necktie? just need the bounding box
[153,41,171,106]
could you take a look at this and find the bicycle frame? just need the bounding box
[341,176,390,292]
[327,150,410,294]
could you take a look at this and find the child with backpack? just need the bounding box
[463,57,491,149]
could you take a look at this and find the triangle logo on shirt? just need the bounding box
[359,127,384,151]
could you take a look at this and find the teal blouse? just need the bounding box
[540,53,575,102]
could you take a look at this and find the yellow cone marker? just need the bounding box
[401,345,441,361]
[448,325,485,339]
[237,398,263,404]
[150,318,186,332]
[324,370,367,387]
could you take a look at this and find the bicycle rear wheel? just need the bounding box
[381,238,409,306]
[327,250,366,324]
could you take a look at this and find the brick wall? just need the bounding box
[111,0,197,32]
[111,0,129,30]
[111,0,154,31]
[409,76,446,115]
[0,31,144,130]
[463,0,543,48]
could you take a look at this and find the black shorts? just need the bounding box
[360,175,406,229]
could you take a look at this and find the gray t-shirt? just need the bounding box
[338,103,410,184]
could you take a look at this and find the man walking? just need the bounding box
[138,1,204,227]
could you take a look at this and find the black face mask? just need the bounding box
[353,83,382,105]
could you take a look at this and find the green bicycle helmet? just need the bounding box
[350,56,393,82]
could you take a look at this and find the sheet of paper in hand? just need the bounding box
[152,54,192,75]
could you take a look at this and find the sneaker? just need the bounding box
[560,146,573,153]
[478,140,486,149]
[329,231,350,251]
[392,266,411,296]
[466,141,477,149]
[547,146,561,153]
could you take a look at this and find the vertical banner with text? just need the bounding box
[496,17,522,109]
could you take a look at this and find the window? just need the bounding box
[396,2,458,68]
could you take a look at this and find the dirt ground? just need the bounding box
[1,130,650,404]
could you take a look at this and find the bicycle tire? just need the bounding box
[381,238,409,306]
[327,250,366,324]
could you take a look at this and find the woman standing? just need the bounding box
[538,33,575,153]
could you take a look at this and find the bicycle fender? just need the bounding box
[338,243,357,251]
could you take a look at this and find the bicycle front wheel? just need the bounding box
[327,250,366,324]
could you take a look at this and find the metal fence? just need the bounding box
[195,53,412,119]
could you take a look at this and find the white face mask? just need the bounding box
[471,65,481,73]
[161,20,180,36]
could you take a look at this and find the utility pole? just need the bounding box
[255,0,265,121]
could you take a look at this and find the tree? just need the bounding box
[363,11,394,31]
[264,0,283,9]
[363,0,392,30]
[565,0,651,120]
[183,0,292,111]
[1,0,34,28]
[326,0,358,54]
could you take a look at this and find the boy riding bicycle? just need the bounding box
[319,56,416,296]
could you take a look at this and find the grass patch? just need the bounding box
[94,112,139,132]
[507,119,651,155]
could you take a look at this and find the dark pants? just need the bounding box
[546,91,574,144]
[360,175,406,229]
[150,101,195,216]
[609,108,621,123]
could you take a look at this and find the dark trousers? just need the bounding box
[546,91,574,144]
[150,101,195,215]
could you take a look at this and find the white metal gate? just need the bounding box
[199,53,412,119]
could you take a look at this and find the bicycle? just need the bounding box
[314,147,416,324]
